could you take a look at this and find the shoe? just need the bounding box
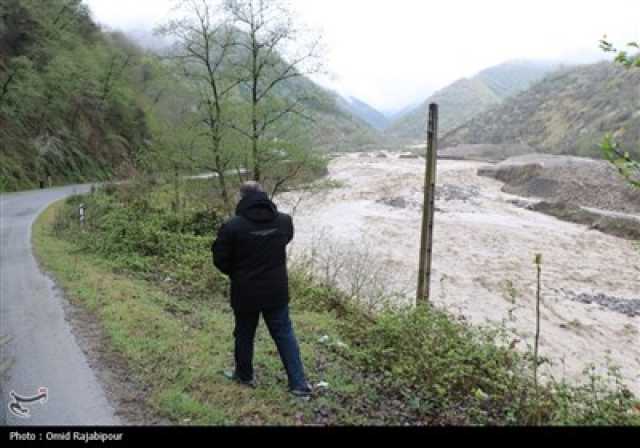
[289,383,313,398]
[223,370,256,389]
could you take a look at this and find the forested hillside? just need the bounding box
[0,0,380,192]
[475,60,559,99]
[334,94,390,130]
[387,78,501,140]
[442,62,640,159]
[387,61,558,142]
[0,0,153,191]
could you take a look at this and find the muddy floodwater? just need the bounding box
[279,153,640,395]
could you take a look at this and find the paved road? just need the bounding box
[0,184,122,426]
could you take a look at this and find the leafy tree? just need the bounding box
[0,0,151,189]
[600,38,640,188]
[224,0,324,185]
[0,0,328,193]
[158,0,246,212]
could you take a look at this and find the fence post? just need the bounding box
[416,103,439,305]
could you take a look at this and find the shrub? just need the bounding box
[292,274,640,426]
[51,178,640,426]
[53,180,230,299]
[340,305,532,424]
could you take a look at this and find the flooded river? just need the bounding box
[280,153,640,395]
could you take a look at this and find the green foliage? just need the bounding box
[601,134,640,188]
[349,307,526,410]
[0,175,8,192]
[547,364,639,425]
[47,178,640,425]
[295,276,640,425]
[600,39,640,68]
[1,0,373,193]
[599,38,640,188]
[0,0,151,190]
[53,181,229,301]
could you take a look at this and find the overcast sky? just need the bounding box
[83,0,640,113]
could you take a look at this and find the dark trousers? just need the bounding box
[233,304,307,390]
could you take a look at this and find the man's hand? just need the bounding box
[212,222,234,276]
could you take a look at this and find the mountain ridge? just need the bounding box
[0,2,382,191]
[334,94,390,130]
[386,60,561,142]
[441,61,640,159]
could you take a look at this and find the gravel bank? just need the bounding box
[478,154,640,214]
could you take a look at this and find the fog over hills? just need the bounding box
[334,95,390,130]
[386,60,561,142]
[0,3,384,191]
[121,25,389,152]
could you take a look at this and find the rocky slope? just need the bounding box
[477,154,640,240]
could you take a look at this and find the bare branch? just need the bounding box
[223,0,324,182]
[269,155,307,198]
[0,71,16,105]
[255,42,322,103]
[224,119,254,139]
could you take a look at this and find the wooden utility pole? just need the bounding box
[416,103,439,305]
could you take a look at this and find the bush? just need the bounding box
[0,175,9,193]
[51,179,640,426]
[53,181,230,300]
[293,274,640,426]
[335,305,532,424]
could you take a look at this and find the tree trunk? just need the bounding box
[213,136,232,214]
[252,131,260,182]
[251,30,261,183]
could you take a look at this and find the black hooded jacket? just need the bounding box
[212,192,294,312]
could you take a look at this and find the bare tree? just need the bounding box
[288,228,411,313]
[159,0,242,212]
[223,0,324,184]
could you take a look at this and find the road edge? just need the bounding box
[30,200,171,426]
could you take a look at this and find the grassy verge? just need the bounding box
[32,181,640,426]
[34,201,388,425]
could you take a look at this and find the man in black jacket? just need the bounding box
[212,182,312,397]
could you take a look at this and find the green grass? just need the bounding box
[33,201,382,425]
[31,182,640,426]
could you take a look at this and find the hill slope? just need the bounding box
[0,0,152,191]
[257,72,383,152]
[0,1,382,192]
[387,60,559,141]
[305,88,384,152]
[334,95,389,130]
[442,62,640,159]
[387,78,501,140]
[475,60,561,98]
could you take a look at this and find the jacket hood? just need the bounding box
[236,192,278,223]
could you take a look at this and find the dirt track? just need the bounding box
[280,153,640,395]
